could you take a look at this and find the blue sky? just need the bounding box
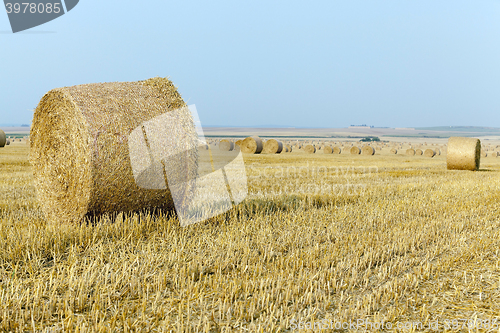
[1,0,500,128]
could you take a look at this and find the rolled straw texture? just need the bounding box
[219,140,234,151]
[424,149,435,158]
[406,149,415,156]
[263,139,283,154]
[304,144,316,154]
[333,147,341,154]
[350,146,361,155]
[240,136,263,154]
[361,146,375,155]
[0,129,5,147]
[30,77,197,224]
[446,137,481,171]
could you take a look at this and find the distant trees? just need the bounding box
[360,136,380,142]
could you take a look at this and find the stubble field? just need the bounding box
[1,141,500,332]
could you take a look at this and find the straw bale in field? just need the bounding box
[263,139,283,154]
[0,130,5,147]
[240,136,263,154]
[415,149,423,155]
[333,147,341,154]
[30,77,198,224]
[304,144,316,154]
[447,137,481,171]
[424,149,435,158]
[406,149,415,156]
[350,146,361,155]
[219,140,234,151]
[361,146,375,155]
[323,146,333,154]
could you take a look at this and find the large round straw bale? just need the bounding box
[241,136,263,154]
[406,149,415,156]
[390,148,397,154]
[30,77,197,224]
[333,147,341,154]
[424,149,435,158]
[235,139,243,147]
[361,146,375,155]
[446,137,481,171]
[219,140,234,151]
[323,146,333,154]
[350,146,361,155]
[304,144,316,154]
[415,149,423,155]
[0,129,5,147]
[263,139,283,154]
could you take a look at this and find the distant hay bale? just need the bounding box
[304,144,316,154]
[424,149,435,158]
[447,137,481,171]
[0,129,5,147]
[263,139,283,154]
[6,139,10,146]
[490,151,498,157]
[241,136,263,154]
[333,147,341,154]
[481,151,487,158]
[286,145,292,153]
[219,140,235,151]
[415,149,423,155]
[361,146,375,155]
[435,149,441,156]
[323,146,333,154]
[350,146,361,155]
[406,149,415,156]
[30,77,197,224]
[390,148,397,154]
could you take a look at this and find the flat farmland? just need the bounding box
[1,141,500,331]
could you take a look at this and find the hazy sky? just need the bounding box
[1,1,500,128]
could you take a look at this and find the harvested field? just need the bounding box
[3,136,500,330]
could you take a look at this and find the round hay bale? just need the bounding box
[304,144,316,154]
[406,149,415,156]
[263,139,283,154]
[447,137,481,171]
[390,148,397,154]
[286,145,293,153]
[415,149,423,155]
[219,140,234,151]
[235,139,243,147]
[350,146,361,155]
[481,151,488,158]
[323,146,333,154]
[0,129,5,147]
[6,139,10,146]
[424,149,435,158]
[30,77,197,224]
[435,149,441,156]
[241,136,263,154]
[333,147,341,154]
[361,146,375,155]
